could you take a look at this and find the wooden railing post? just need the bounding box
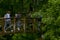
[23,17,26,32]
[2,18,4,33]
[13,18,15,33]
[33,18,35,32]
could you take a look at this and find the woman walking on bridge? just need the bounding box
[15,12,22,31]
[4,11,11,32]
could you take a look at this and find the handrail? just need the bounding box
[0,17,41,33]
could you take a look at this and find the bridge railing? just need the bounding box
[0,17,41,34]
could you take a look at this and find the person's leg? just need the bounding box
[4,21,8,32]
[16,20,21,31]
[9,21,14,32]
[8,21,12,30]
[5,21,11,31]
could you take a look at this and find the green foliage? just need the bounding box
[0,0,60,40]
[12,33,39,40]
[55,16,60,26]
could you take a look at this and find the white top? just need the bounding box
[4,13,11,21]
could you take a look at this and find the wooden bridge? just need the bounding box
[0,17,43,39]
[0,17,44,40]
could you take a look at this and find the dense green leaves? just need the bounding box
[12,33,39,40]
[0,0,60,40]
